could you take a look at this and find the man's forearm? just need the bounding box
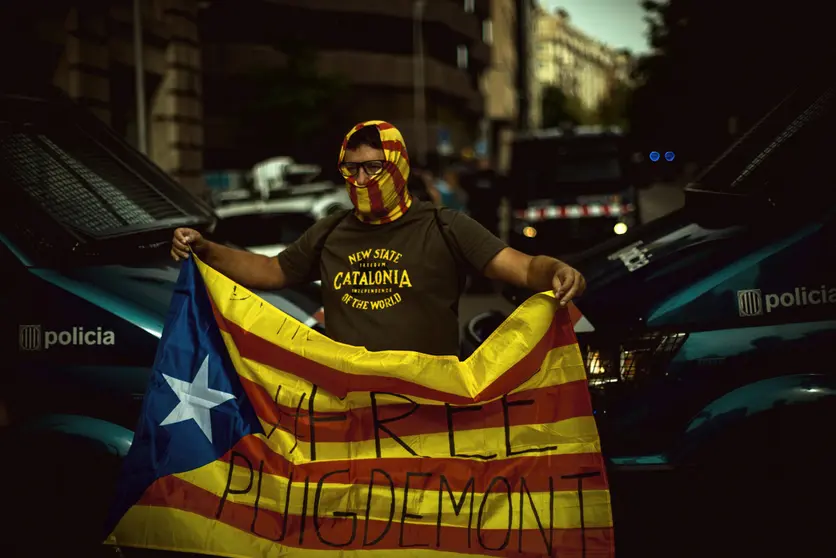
[525,255,564,292]
[195,241,284,290]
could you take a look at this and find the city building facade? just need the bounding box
[479,0,518,171]
[200,0,492,171]
[10,0,526,191]
[533,6,632,117]
[520,0,541,129]
[13,0,208,198]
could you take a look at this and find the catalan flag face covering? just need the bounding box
[339,120,413,225]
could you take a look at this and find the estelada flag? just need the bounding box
[104,255,615,557]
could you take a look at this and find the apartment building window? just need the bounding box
[457,45,469,69]
[464,0,475,13]
[483,19,493,45]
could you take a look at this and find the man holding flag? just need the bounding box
[171,121,586,356]
[103,122,612,558]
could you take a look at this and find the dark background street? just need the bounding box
[2,0,836,557]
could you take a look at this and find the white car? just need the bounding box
[215,186,351,220]
[212,202,318,256]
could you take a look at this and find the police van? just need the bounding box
[508,125,639,258]
[465,68,836,556]
[0,86,324,555]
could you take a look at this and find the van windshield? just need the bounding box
[511,135,626,202]
[554,155,622,183]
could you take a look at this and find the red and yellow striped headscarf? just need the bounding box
[339,120,412,225]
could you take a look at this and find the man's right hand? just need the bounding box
[171,227,206,262]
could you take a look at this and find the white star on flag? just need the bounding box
[160,355,236,443]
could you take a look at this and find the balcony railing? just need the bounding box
[272,0,484,42]
[316,50,481,107]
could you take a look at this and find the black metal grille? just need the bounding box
[583,332,688,388]
[729,86,835,190]
[0,129,191,236]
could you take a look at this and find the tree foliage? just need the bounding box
[540,85,594,128]
[240,43,349,159]
[596,81,632,129]
[628,0,834,165]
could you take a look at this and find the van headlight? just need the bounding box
[584,332,688,388]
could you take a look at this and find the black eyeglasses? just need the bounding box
[339,160,385,178]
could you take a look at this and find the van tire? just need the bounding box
[676,402,834,557]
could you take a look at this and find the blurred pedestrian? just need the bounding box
[407,165,439,203]
[434,165,469,213]
[171,121,585,357]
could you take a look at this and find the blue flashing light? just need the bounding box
[649,151,660,162]
[665,151,675,162]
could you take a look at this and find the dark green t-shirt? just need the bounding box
[277,201,507,356]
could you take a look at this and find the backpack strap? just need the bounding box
[313,209,352,268]
[322,209,353,240]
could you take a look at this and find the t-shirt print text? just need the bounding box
[333,248,414,310]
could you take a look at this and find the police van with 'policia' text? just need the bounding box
[737,284,836,316]
[0,86,325,557]
[465,65,836,556]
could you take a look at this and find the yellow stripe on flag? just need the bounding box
[197,257,570,399]
[109,506,483,558]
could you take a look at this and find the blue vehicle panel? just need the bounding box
[0,87,328,555]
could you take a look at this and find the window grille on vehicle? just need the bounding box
[583,332,688,388]
[0,127,196,237]
[690,71,836,196]
[728,87,835,189]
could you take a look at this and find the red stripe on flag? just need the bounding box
[567,302,583,326]
[241,378,593,445]
[209,301,576,404]
[139,474,614,557]
[218,435,609,493]
[477,312,577,402]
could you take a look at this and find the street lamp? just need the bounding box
[133,0,147,155]
[413,0,427,166]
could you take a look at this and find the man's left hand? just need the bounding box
[552,263,586,306]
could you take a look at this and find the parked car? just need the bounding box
[463,69,836,555]
[212,200,323,257]
[0,86,324,555]
[211,155,353,220]
[214,182,353,220]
